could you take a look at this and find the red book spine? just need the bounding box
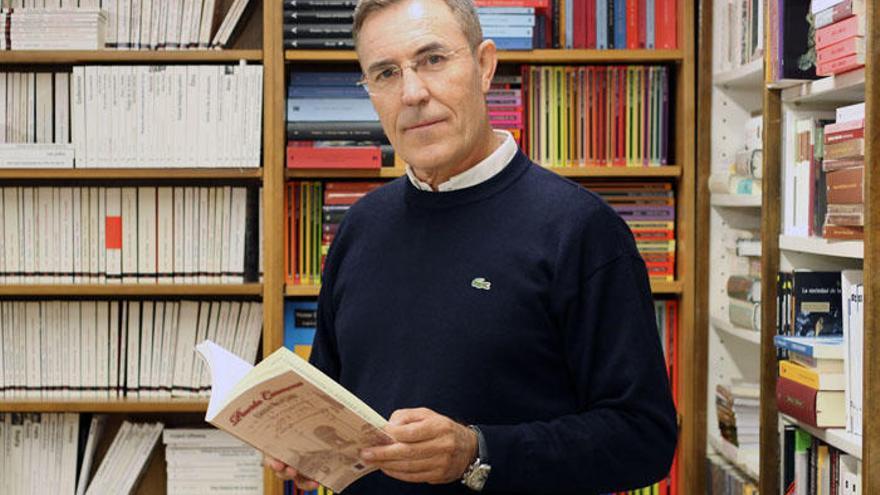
[475,0,550,7]
[777,376,819,427]
[573,0,585,48]
[816,52,865,76]
[638,0,647,48]
[655,0,676,49]
[815,15,865,49]
[816,36,863,65]
[286,146,382,169]
[585,0,596,48]
[824,128,865,144]
[626,0,639,48]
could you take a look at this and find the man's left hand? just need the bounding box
[360,407,478,484]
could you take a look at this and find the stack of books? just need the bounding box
[813,0,866,76]
[83,421,164,494]
[286,71,391,170]
[283,0,356,49]
[0,8,106,50]
[523,65,670,168]
[0,71,75,168]
[579,181,676,280]
[319,181,383,265]
[706,454,758,495]
[489,75,524,145]
[775,270,847,428]
[716,384,738,445]
[730,381,760,450]
[822,102,865,240]
[727,273,761,332]
[708,116,763,196]
[477,5,536,50]
[163,428,263,495]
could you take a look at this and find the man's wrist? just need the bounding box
[461,425,491,491]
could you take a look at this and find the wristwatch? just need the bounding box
[461,425,491,491]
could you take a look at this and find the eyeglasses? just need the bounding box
[357,46,471,96]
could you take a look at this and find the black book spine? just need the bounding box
[284,24,353,38]
[286,121,386,141]
[284,0,359,9]
[283,10,355,22]
[284,37,355,49]
[243,187,260,283]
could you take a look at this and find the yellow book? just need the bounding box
[542,67,551,167]
[297,182,305,285]
[555,66,566,168]
[779,360,845,390]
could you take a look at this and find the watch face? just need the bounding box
[465,464,491,490]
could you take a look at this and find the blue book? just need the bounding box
[492,37,533,50]
[773,335,844,359]
[284,301,318,360]
[646,0,655,48]
[289,71,361,87]
[478,13,536,26]
[613,0,626,49]
[596,0,608,49]
[288,85,368,98]
[477,6,535,14]
[287,98,379,122]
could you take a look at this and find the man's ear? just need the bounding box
[476,39,498,94]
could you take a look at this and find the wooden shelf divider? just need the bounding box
[0,49,263,64]
[0,284,263,297]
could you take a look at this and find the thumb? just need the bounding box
[388,407,432,426]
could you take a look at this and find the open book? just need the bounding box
[196,340,393,492]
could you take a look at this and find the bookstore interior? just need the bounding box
[0,0,875,494]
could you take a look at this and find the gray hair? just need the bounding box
[352,0,484,51]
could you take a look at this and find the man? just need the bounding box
[266,0,678,492]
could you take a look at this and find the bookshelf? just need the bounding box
[696,0,765,490]
[754,2,879,495]
[2,0,700,494]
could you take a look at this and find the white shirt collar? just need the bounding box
[405,130,517,192]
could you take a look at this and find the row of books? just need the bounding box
[522,65,671,168]
[782,102,865,240]
[706,454,758,495]
[284,181,382,286]
[813,0,866,76]
[0,300,264,399]
[775,270,863,434]
[579,180,676,280]
[0,66,263,169]
[0,0,255,49]
[0,412,83,494]
[0,186,261,284]
[283,0,355,49]
[164,428,264,495]
[490,75,524,145]
[708,116,763,197]
[780,425,861,495]
[714,0,763,73]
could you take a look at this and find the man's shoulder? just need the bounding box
[341,176,408,222]
[521,161,620,222]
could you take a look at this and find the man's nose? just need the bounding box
[400,67,430,106]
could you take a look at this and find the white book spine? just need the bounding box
[21,188,36,283]
[241,301,262,364]
[35,73,53,144]
[0,73,6,143]
[219,186,231,283]
[53,72,70,145]
[36,187,52,283]
[121,187,138,283]
[3,189,19,284]
[198,0,216,47]
[172,187,184,282]
[229,187,246,283]
[156,187,173,283]
[140,0,152,49]
[81,301,96,399]
[25,302,40,398]
[137,187,157,283]
[71,68,84,166]
[149,302,165,397]
[183,187,194,283]
[25,73,35,143]
[126,301,140,395]
[190,301,209,395]
[172,301,199,397]
[129,0,142,48]
[95,301,110,397]
[189,0,204,49]
[59,188,73,282]
[179,0,194,48]
[148,0,161,49]
[68,302,80,399]
[109,301,120,396]
[138,301,154,398]
[160,302,178,397]
[210,187,222,282]
[71,188,82,284]
[60,413,79,493]
[198,187,208,283]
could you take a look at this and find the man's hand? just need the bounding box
[263,455,320,491]
[360,407,478,484]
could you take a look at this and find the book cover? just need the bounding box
[197,341,393,493]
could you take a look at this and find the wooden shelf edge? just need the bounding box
[778,235,864,260]
[713,59,764,90]
[0,49,263,64]
[0,168,263,180]
[284,49,685,63]
[0,284,263,297]
[707,433,760,481]
[0,398,208,413]
[710,315,761,345]
[780,414,863,460]
[780,68,866,104]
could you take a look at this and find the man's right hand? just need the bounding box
[264,455,320,491]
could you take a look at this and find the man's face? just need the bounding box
[356,0,496,171]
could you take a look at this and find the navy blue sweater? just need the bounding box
[310,150,678,494]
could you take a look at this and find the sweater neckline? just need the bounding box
[403,149,531,209]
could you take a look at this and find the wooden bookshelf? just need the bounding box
[710,315,761,346]
[284,48,685,63]
[1,399,209,413]
[0,284,263,297]
[754,2,879,494]
[0,168,263,180]
[0,49,263,64]
[709,194,762,207]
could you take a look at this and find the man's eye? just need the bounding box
[375,68,397,81]
[425,54,446,65]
